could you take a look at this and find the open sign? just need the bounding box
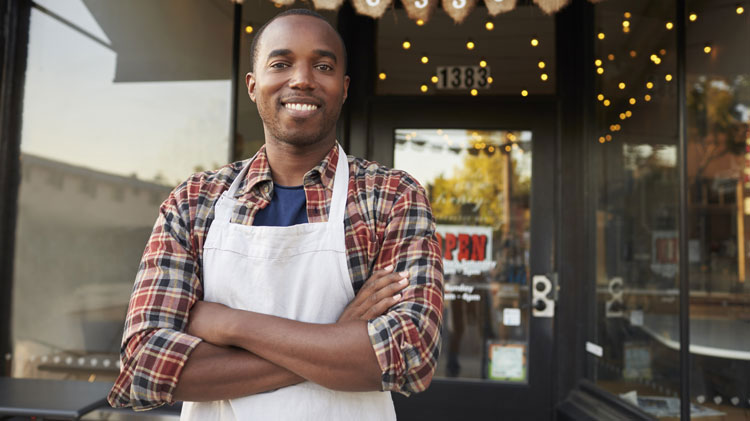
[435,224,496,275]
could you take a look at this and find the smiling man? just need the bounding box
[108,9,443,420]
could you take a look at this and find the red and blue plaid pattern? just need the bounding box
[108,143,444,409]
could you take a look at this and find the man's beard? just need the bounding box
[258,101,341,148]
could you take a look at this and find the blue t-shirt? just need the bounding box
[253,183,308,227]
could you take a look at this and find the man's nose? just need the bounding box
[289,65,315,90]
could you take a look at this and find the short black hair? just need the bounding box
[249,9,348,74]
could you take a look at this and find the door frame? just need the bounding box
[366,95,558,420]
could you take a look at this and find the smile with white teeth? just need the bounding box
[285,103,318,111]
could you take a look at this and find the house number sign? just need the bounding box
[436,65,491,90]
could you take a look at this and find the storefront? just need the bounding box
[0,0,748,419]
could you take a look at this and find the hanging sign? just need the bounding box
[484,0,517,16]
[352,0,393,18]
[532,0,570,14]
[402,0,438,24]
[436,65,491,90]
[441,0,477,24]
[435,224,495,275]
[312,0,346,10]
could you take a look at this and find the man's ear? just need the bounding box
[246,72,257,103]
[342,75,350,104]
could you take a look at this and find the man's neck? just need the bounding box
[264,138,336,187]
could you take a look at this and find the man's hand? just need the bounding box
[186,301,233,346]
[338,265,409,323]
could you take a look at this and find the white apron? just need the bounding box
[181,145,396,421]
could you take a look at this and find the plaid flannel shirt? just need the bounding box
[107,143,444,410]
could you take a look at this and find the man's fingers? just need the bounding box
[365,293,404,319]
[362,265,395,290]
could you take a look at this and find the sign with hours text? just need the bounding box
[436,66,491,90]
[436,224,495,275]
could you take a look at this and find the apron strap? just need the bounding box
[214,160,251,223]
[327,144,349,225]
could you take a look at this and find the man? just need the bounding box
[108,8,443,420]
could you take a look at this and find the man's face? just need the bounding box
[247,15,350,149]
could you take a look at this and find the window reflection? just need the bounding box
[394,128,532,382]
[686,0,750,418]
[11,1,232,383]
[590,1,686,417]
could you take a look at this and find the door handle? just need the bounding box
[532,273,557,318]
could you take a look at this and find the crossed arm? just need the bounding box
[172,268,410,401]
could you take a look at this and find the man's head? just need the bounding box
[247,9,350,149]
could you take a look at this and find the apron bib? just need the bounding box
[180,146,396,421]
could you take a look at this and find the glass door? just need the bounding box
[368,97,556,419]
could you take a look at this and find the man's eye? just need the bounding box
[317,64,333,71]
[270,62,289,69]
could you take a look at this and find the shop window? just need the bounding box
[686,0,750,418]
[376,7,555,96]
[588,0,686,418]
[11,0,232,383]
[394,128,533,382]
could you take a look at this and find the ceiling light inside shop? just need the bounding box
[625,110,632,117]
[606,134,612,141]
[665,74,673,81]
[608,54,615,61]
[597,94,604,101]
[487,76,494,84]
[599,136,606,143]
[531,37,539,47]
[485,20,494,30]
[479,59,487,68]
[737,5,745,14]
[421,55,429,64]
[521,89,529,97]
[245,25,254,34]
[666,21,674,30]
[597,32,605,40]
[704,43,712,54]
[645,94,652,101]
[471,89,478,96]
[431,75,438,83]
[420,84,428,92]
[466,40,475,50]
[603,99,611,106]
[622,20,630,28]
[402,40,411,49]
[416,19,425,26]
[624,12,631,18]
[595,59,602,66]
[619,113,626,120]
[618,82,626,89]
[659,49,667,56]
[630,50,637,58]
[629,98,636,105]
[647,81,654,89]
[689,13,697,21]
[541,73,548,81]
[538,60,546,69]
[378,72,387,80]
[596,67,604,74]
[623,26,630,33]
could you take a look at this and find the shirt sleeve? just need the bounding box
[107,185,203,410]
[366,181,444,395]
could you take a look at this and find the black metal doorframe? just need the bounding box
[368,96,557,420]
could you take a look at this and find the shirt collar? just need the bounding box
[234,141,341,198]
